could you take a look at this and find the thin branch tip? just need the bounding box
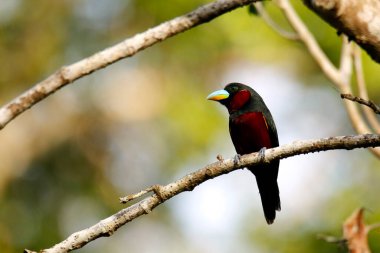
[317,234,347,245]
[341,94,380,114]
[253,2,300,40]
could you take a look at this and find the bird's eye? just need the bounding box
[231,86,238,92]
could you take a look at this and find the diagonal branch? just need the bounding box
[0,0,257,131]
[25,134,380,253]
[341,94,380,115]
[276,0,342,87]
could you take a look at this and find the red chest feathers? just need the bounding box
[229,89,251,111]
[229,112,273,155]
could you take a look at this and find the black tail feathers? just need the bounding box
[255,172,281,224]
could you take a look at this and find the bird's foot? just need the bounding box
[258,147,268,163]
[233,154,242,166]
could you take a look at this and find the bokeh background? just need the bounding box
[0,1,379,252]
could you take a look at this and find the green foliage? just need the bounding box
[0,141,118,252]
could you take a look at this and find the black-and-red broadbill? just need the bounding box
[207,82,281,224]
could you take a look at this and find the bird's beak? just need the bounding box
[207,89,229,101]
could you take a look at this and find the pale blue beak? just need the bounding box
[207,89,230,101]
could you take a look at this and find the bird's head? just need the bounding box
[207,83,253,112]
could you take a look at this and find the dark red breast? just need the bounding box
[229,112,273,155]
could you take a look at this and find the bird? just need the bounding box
[207,82,281,224]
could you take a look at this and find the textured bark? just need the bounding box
[303,0,380,63]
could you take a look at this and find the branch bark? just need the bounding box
[302,0,380,63]
[341,94,380,115]
[25,134,380,253]
[0,0,257,130]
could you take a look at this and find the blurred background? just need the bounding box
[0,0,379,252]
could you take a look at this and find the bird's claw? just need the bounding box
[233,154,242,166]
[259,147,268,163]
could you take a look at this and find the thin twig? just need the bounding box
[25,134,380,253]
[339,35,353,86]
[335,37,380,158]
[341,94,380,115]
[317,234,347,245]
[366,222,380,233]
[337,37,372,134]
[336,37,376,141]
[0,0,257,131]
[276,0,342,87]
[353,45,380,132]
[253,2,300,40]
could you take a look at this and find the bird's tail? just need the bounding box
[254,167,281,224]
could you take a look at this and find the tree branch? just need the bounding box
[341,94,380,115]
[253,2,300,40]
[25,134,380,253]
[0,0,257,131]
[276,0,343,87]
[303,0,380,63]
[275,0,380,158]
